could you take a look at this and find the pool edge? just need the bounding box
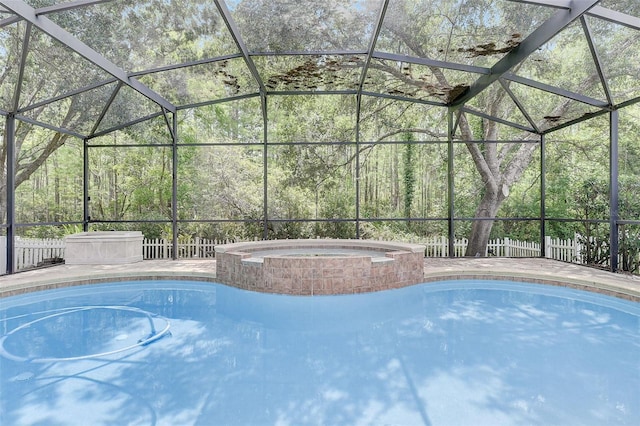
[1,258,638,302]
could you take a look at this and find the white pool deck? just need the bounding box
[0,257,639,301]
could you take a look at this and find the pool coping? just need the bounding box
[0,257,638,301]
[422,258,640,302]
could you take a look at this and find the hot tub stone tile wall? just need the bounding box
[215,240,426,295]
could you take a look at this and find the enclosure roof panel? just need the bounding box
[464,80,539,133]
[0,22,24,111]
[376,0,556,69]
[513,20,608,104]
[364,58,477,104]
[137,56,260,106]
[20,81,119,136]
[509,80,606,132]
[227,0,385,53]
[17,26,115,110]
[254,54,364,93]
[585,14,640,105]
[45,0,240,73]
[0,0,638,137]
[595,0,640,19]
[93,84,166,136]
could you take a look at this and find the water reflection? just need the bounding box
[1,280,638,425]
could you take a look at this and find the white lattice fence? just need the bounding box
[487,237,541,257]
[143,238,173,259]
[15,237,65,270]
[407,235,582,259]
[3,235,636,274]
[545,235,580,262]
[142,237,235,259]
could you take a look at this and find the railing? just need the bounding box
[3,234,637,274]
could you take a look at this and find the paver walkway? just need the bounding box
[1,257,638,300]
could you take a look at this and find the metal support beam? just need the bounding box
[171,112,179,260]
[499,79,541,133]
[541,108,609,134]
[355,93,363,239]
[88,110,166,140]
[159,104,177,238]
[215,0,268,239]
[451,0,601,107]
[372,51,490,76]
[262,93,268,240]
[509,0,640,27]
[12,22,31,111]
[447,108,455,257]
[1,0,113,27]
[581,16,613,106]
[83,138,90,231]
[540,133,546,258]
[506,0,571,8]
[214,0,266,93]
[35,0,115,15]
[609,109,619,272]
[503,73,609,108]
[0,0,176,113]
[89,82,123,137]
[354,1,391,238]
[5,114,15,274]
[588,5,640,31]
[14,113,86,139]
[460,106,536,133]
[360,91,447,107]
[161,107,176,141]
[18,79,116,115]
[357,0,390,94]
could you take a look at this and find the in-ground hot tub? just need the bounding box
[215,239,426,295]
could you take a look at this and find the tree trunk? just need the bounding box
[465,188,503,256]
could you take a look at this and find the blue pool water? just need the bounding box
[1,280,638,425]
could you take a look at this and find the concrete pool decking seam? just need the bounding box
[0,257,638,301]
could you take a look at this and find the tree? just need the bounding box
[2,0,639,256]
[380,0,640,256]
[1,0,226,225]
[403,131,416,221]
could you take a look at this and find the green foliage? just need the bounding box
[618,177,640,273]
[88,143,172,222]
[316,191,356,239]
[619,224,640,274]
[569,177,609,267]
[14,134,83,224]
[403,132,416,221]
[17,225,77,239]
[2,1,639,275]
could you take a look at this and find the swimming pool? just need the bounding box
[1,280,638,425]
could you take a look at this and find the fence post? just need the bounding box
[0,236,5,275]
[544,236,551,258]
[13,237,19,271]
[504,237,510,257]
